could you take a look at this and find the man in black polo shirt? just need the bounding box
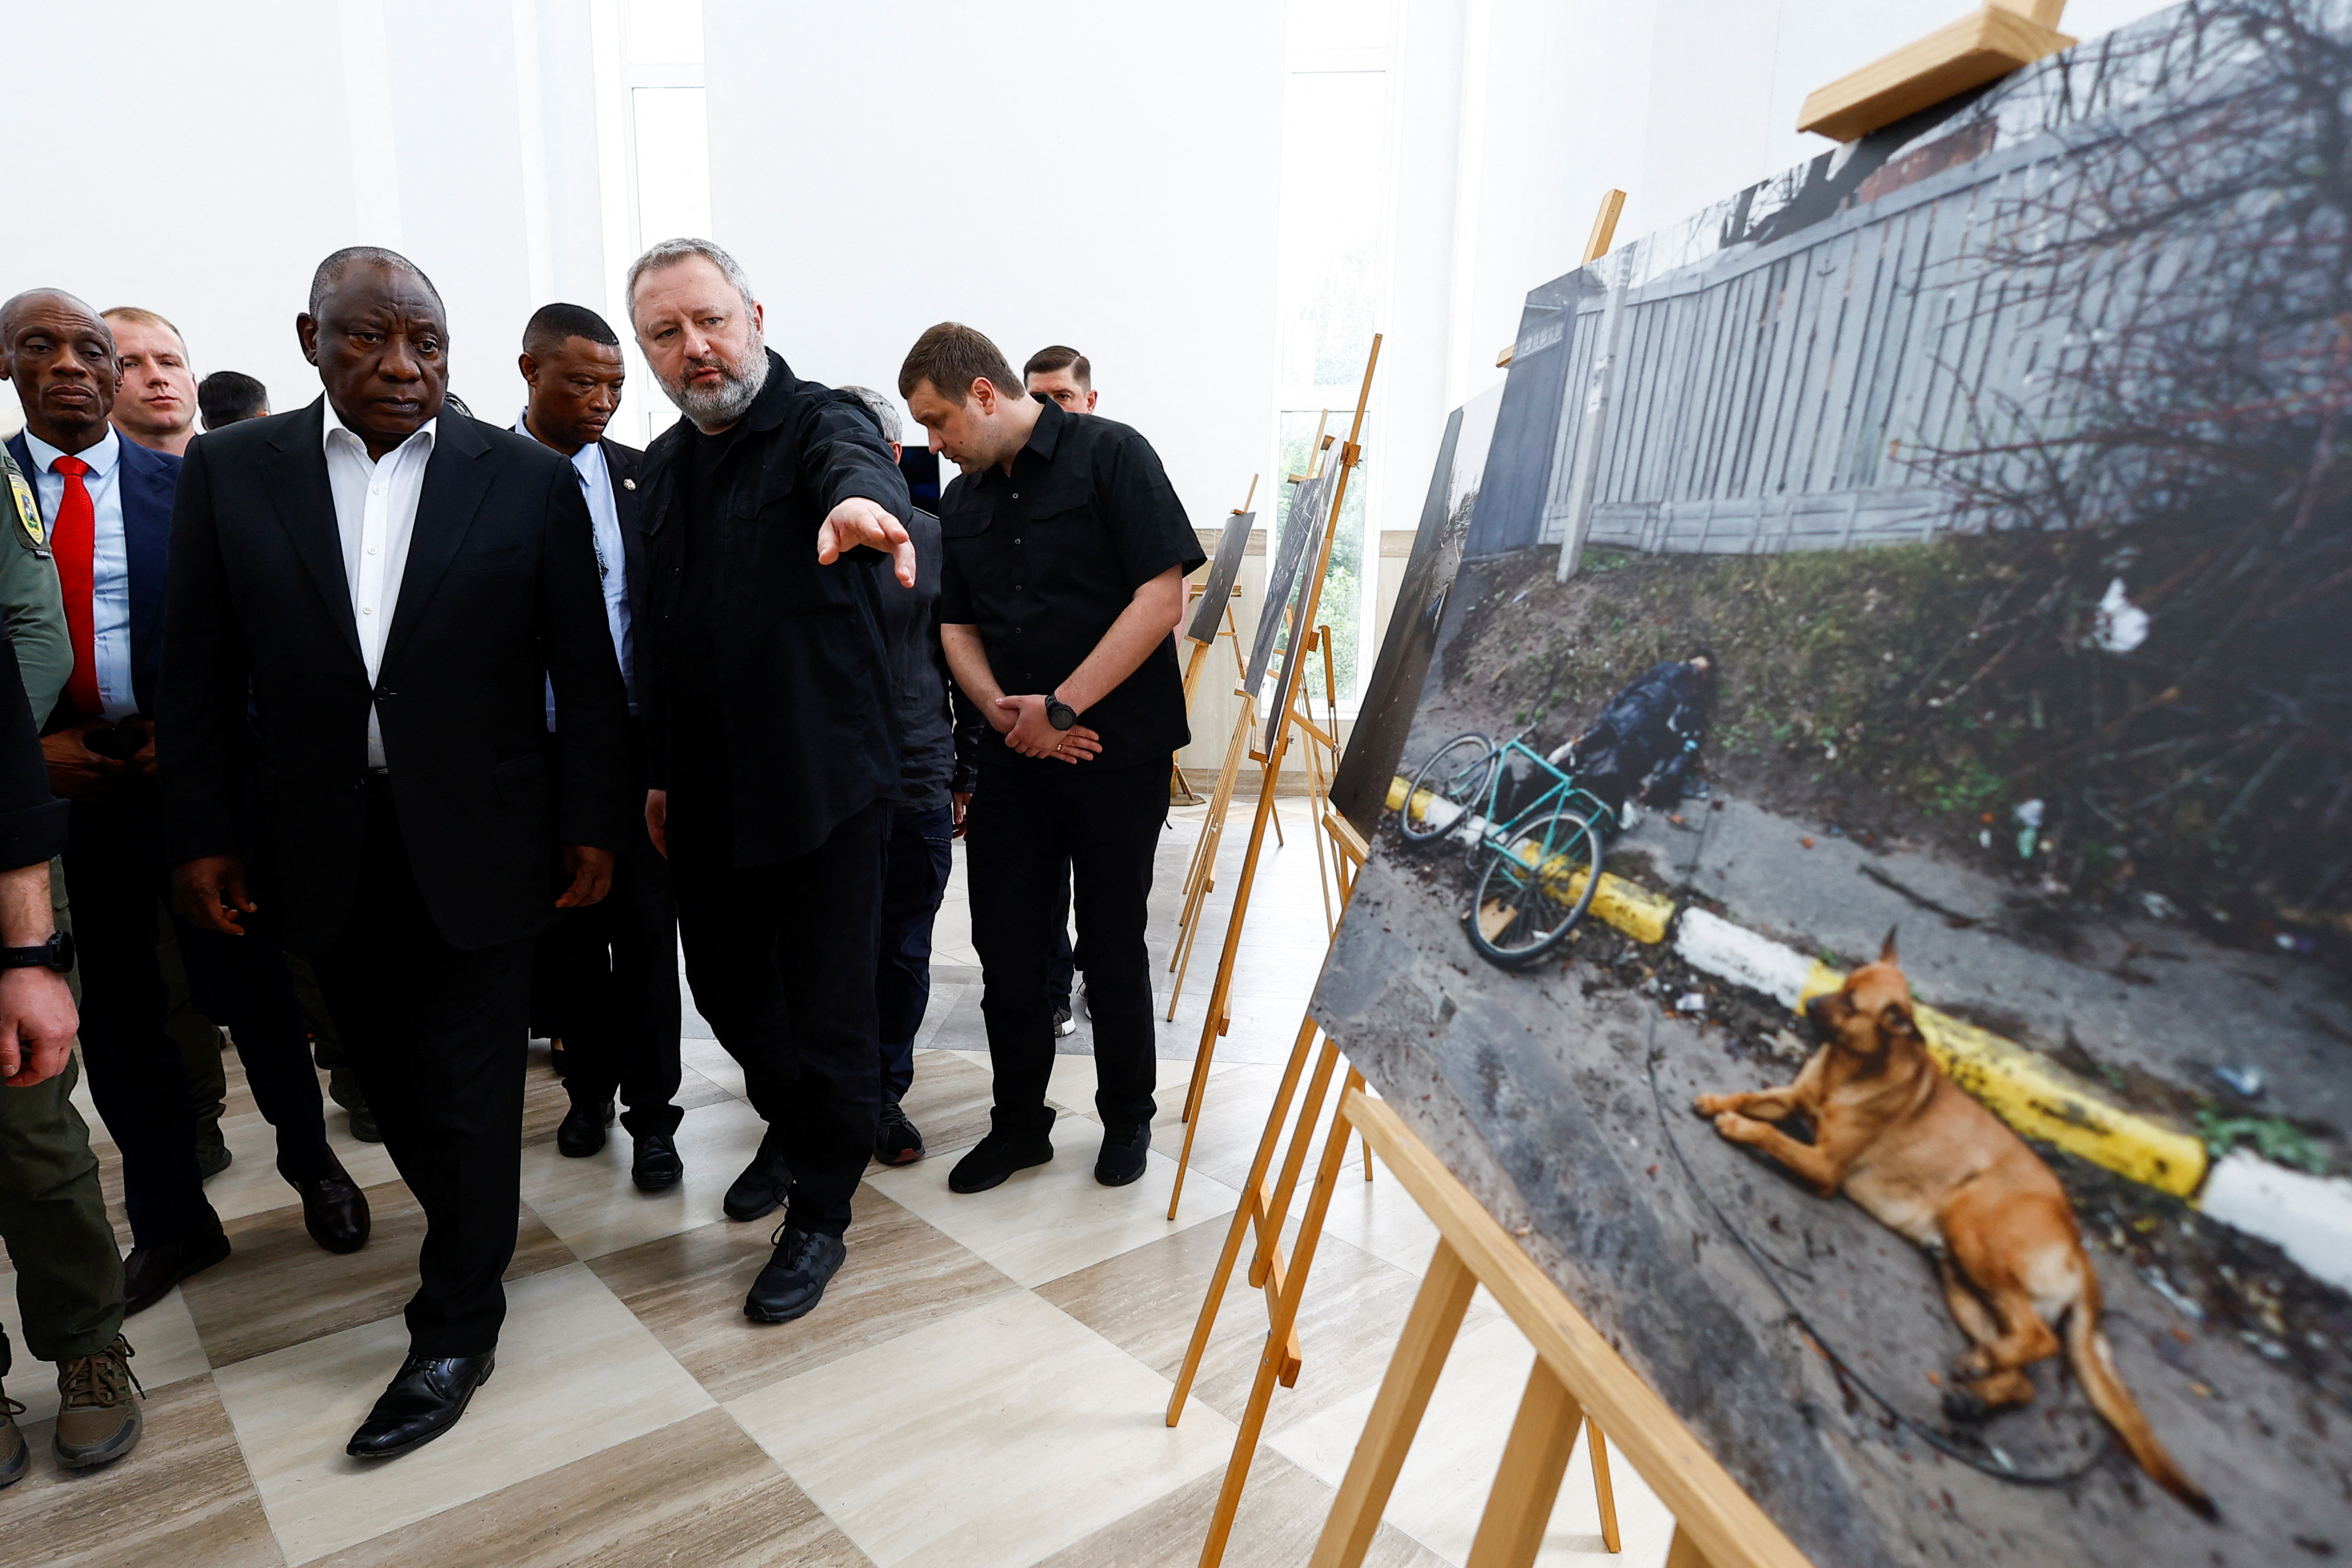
[900,323,1202,1193]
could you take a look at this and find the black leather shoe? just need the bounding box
[632,1132,683,1192]
[293,1162,371,1253]
[948,1130,1055,1194]
[744,1226,847,1323]
[874,1100,925,1165]
[123,1231,230,1316]
[346,1352,494,1460]
[1096,1121,1151,1187]
[556,1099,615,1158]
[724,1130,792,1222]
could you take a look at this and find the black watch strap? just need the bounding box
[0,930,73,973]
[1046,697,1078,732]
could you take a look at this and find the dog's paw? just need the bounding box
[1693,1093,1737,1117]
[1940,1383,1991,1423]
[1711,1110,1759,1141]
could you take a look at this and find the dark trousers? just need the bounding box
[311,785,531,1358]
[0,1053,124,1377]
[533,804,682,1138]
[65,788,332,1250]
[673,799,886,1238]
[966,763,1165,1136]
[876,804,954,1101]
[1049,883,1076,1006]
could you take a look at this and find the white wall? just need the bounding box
[0,0,614,436]
[699,1,1286,533]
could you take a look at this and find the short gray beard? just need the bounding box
[667,323,769,431]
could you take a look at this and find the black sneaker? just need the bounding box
[330,1069,382,1143]
[1096,1121,1151,1187]
[632,1132,683,1192]
[948,1130,1055,1194]
[194,1119,231,1180]
[724,1129,793,1222]
[874,1100,925,1164]
[744,1226,847,1323]
[1052,1005,1076,1039]
[556,1098,615,1158]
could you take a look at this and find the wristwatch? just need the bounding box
[1046,697,1079,732]
[0,931,74,973]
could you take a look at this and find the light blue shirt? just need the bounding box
[515,412,635,722]
[23,427,135,721]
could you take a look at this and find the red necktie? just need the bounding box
[50,455,101,716]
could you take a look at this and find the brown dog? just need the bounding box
[1693,933,2213,1517]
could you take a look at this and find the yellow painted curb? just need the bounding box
[1798,964,2207,1196]
[1388,775,1674,944]
[1385,771,2207,1197]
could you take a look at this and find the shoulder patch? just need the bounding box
[6,470,39,549]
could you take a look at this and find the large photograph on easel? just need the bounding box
[1313,1,2352,1561]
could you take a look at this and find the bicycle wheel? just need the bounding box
[1466,806,1604,967]
[1400,733,1495,843]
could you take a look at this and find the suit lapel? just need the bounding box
[383,412,493,669]
[604,439,647,602]
[259,400,364,667]
[117,440,175,712]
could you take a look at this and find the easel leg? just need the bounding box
[1199,1050,1365,1568]
[1664,1526,1716,1568]
[1362,1127,1373,1183]
[1252,1048,1341,1286]
[1588,1419,1622,1553]
[1167,1015,1318,1425]
[1464,1360,1586,1568]
[1306,1239,1478,1568]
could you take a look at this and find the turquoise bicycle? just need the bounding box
[1399,732,1614,967]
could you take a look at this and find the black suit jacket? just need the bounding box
[4,430,177,720]
[158,399,635,954]
[600,436,649,695]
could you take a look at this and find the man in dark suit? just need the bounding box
[161,248,633,1459]
[0,290,365,1315]
[512,302,683,1190]
[627,237,912,1324]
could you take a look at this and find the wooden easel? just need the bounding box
[1308,1089,1815,1568]
[1166,436,1330,1022]
[1166,337,1380,1215]
[1168,813,1604,1568]
[1174,477,1258,804]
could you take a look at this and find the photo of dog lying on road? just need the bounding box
[1694,934,2214,1518]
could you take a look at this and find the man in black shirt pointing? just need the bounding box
[901,323,1202,1194]
[630,239,913,1325]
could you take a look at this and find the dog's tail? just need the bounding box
[2066,1280,2216,1519]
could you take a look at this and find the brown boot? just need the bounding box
[53,1337,142,1470]
[0,1391,27,1488]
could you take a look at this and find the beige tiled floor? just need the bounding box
[0,804,1675,1568]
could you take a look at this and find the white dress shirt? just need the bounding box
[22,427,136,721]
[322,402,437,767]
[513,412,636,721]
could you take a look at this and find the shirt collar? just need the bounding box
[23,424,120,478]
[323,396,437,463]
[1021,393,1067,463]
[514,410,605,486]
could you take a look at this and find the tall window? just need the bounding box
[1274,0,1396,709]
[595,0,710,446]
